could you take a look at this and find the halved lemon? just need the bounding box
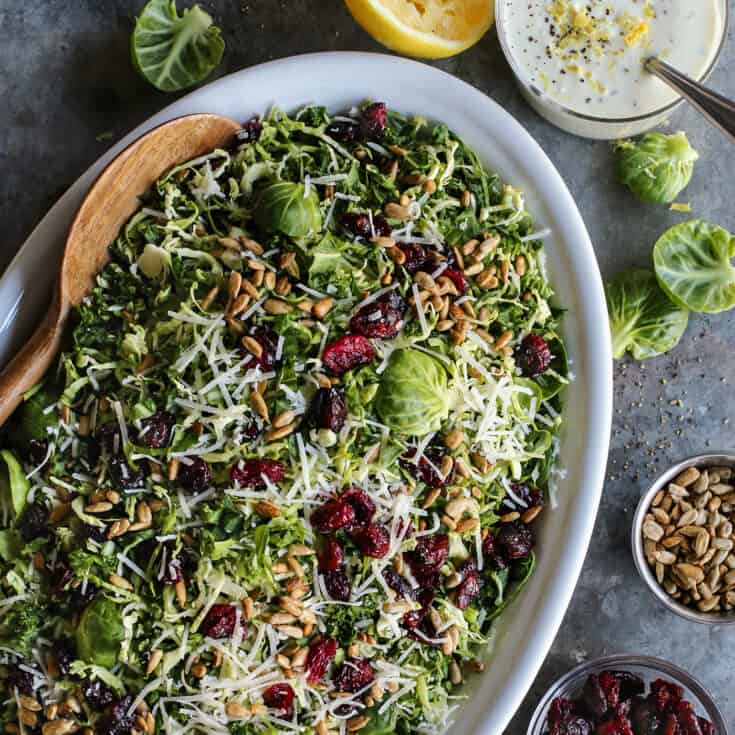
[344,0,494,59]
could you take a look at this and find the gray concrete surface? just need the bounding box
[1,1,734,731]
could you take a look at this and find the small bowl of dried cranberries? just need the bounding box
[527,654,728,735]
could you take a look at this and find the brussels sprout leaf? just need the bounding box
[653,219,735,314]
[606,270,688,360]
[131,0,225,92]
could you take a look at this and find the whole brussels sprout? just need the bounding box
[615,131,698,204]
[76,596,125,668]
[375,349,450,436]
[254,181,322,238]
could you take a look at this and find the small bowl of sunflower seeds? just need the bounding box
[632,453,735,624]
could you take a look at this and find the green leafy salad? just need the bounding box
[0,102,567,735]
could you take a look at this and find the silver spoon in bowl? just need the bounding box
[645,57,735,142]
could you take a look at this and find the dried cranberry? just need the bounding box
[322,334,376,374]
[55,639,76,677]
[401,447,453,488]
[412,534,449,573]
[84,523,107,543]
[311,498,356,533]
[341,487,376,527]
[162,556,183,584]
[231,458,285,489]
[243,326,280,371]
[454,560,481,610]
[629,697,661,735]
[350,294,406,339]
[582,674,611,719]
[481,533,508,570]
[599,671,623,710]
[443,269,469,295]
[318,538,344,571]
[6,666,35,695]
[662,715,682,735]
[360,102,387,140]
[675,702,704,735]
[651,679,685,714]
[516,334,553,377]
[237,117,262,143]
[397,517,415,540]
[139,411,175,448]
[109,456,145,490]
[326,120,359,144]
[98,695,135,735]
[310,388,347,433]
[94,422,125,455]
[50,558,74,595]
[350,522,390,558]
[241,418,261,441]
[550,717,594,735]
[333,658,374,693]
[594,720,634,735]
[28,438,48,465]
[20,503,49,541]
[402,591,438,643]
[305,637,338,684]
[496,522,534,560]
[69,583,98,612]
[549,698,578,725]
[263,683,295,718]
[177,457,212,493]
[614,671,645,701]
[83,679,116,710]
[382,567,414,600]
[373,215,392,237]
[341,212,372,238]
[200,604,238,638]
[502,483,543,513]
[161,547,198,584]
[399,243,429,274]
[323,569,352,601]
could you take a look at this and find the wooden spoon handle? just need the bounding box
[0,288,66,426]
[0,113,240,430]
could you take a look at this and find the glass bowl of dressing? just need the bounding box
[495,0,729,139]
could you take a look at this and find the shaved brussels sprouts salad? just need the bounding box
[0,102,567,735]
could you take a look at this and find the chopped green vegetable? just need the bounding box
[0,604,43,657]
[76,596,126,668]
[0,450,30,517]
[615,131,698,204]
[131,0,225,92]
[375,348,450,436]
[254,181,322,239]
[0,103,566,735]
[606,270,689,360]
[653,220,735,314]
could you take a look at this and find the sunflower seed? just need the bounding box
[643,519,665,541]
[674,467,700,487]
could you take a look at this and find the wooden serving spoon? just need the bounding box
[0,113,241,427]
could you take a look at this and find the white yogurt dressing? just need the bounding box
[502,0,725,119]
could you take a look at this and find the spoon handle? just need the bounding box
[646,57,735,143]
[0,291,65,427]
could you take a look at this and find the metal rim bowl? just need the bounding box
[526,654,729,735]
[631,452,735,625]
